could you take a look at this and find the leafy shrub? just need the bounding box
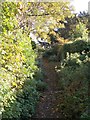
[42,48,55,58]
[43,44,61,61]
[31,41,36,50]
[48,55,57,61]
[2,79,39,119]
[69,22,88,41]
[63,40,87,54]
[57,40,88,63]
[59,91,88,119]
[36,80,48,91]
[0,2,40,119]
[56,57,89,119]
[63,52,89,69]
[56,38,89,119]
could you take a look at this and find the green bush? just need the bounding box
[36,80,48,91]
[59,92,88,119]
[31,41,36,50]
[63,40,87,54]
[48,55,57,61]
[63,52,89,68]
[69,22,88,41]
[56,38,89,119]
[0,2,40,119]
[42,48,55,58]
[56,57,89,119]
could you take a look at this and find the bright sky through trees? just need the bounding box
[71,0,90,13]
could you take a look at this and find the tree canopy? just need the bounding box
[16,1,73,40]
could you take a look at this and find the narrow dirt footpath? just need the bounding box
[33,58,64,118]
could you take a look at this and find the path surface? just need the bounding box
[33,58,64,118]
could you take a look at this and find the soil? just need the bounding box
[32,58,64,119]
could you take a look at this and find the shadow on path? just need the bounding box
[32,58,64,118]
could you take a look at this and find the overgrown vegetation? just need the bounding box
[42,12,90,118]
[43,39,90,119]
[0,2,42,119]
[57,50,89,119]
[0,1,90,119]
